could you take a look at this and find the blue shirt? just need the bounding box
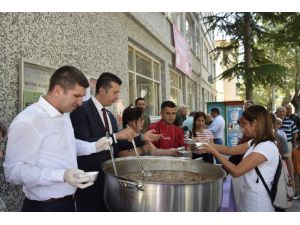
[208,114,225,139]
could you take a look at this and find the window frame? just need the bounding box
[169,69,182,106]
[128,44,161,116]
[186,78,196,111]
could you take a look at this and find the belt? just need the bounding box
[42,194,75,203]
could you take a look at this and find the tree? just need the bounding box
[271,13,300,114]
[205,12,287,100]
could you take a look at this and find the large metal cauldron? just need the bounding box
[102,156,226,212]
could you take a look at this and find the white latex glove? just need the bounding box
[95,136,113,152]
[64,169,94,189]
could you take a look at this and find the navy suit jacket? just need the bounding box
[70,98,143,169]
[70,98,143,211]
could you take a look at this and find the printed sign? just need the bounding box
[173,24,192,76]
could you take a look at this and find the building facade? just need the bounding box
[0,12,217,211]
[0,12,217,126]
[215,40,239,102]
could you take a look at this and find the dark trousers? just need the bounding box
[21,197,75,212]
[213,138,223,145]
[213,138,223,164]
[76,151,110,212]
[75,170,107,212]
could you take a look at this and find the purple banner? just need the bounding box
[173,24,192,76]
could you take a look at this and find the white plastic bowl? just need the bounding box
[85,171,99,182]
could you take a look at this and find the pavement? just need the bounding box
[287,198,300,212]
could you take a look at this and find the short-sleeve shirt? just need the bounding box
[236,140,279,212]
[194,130,214,142]
[280,118,298,142]
[276,131,289,155]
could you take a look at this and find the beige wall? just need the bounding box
[215,39,239,102]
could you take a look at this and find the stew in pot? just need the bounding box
[121,170,214,184]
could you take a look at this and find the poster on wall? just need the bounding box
[19,59,95,111]
[19,59,97,111]
[226,105,243,147]
[172,24,192,76]
[20,60,55,111]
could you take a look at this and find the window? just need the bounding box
[197,84,201,110]
[195,30,201,58]
[170,70,182,106]
[208,55,212,73]
[203,45,208,69]
[185,15,194,50]
[167,12,181,32]
[209,93,213,102]
[204,89,209,107]
[136,52,151,78]
[186,79,196,111]
[128,45,161,116]
[202,88,206,113]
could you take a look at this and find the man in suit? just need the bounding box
[70,72,160,211]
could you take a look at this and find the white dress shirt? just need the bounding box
[91,96,113,133]
[91,96,118,142]
[4,96,96,201]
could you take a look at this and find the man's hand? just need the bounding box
[143,130,163,142]
[0,150,3,159]
[115,126,137,141]
[95,137,113,152]
[64,169,94,189]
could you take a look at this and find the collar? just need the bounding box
[92,96,105,112]
[38,96,63,118]
[159,119,173,126]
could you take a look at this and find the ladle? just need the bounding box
[132,139,152,177]
[106,132,118,176]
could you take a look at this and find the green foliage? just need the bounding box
[250,63,287,87]
[272,13,300,48]
[253,85,273,109]
[205,12,290,100]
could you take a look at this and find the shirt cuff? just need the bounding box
[91,141,97,153]
[46,169,66,183]
[113,133,118,143]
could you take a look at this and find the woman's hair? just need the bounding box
[192,111,206,137]
[242,105,275,146]
[122,106,143,129]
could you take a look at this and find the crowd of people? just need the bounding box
[1,65,300,212]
